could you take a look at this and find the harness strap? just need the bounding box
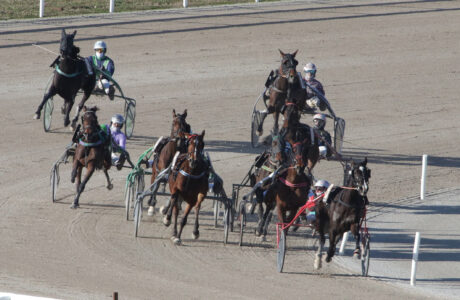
[79,139,103,147]
[179,169,206,179]
[55,65,82,78]
[279,177,309,188]
[262,165,275,173]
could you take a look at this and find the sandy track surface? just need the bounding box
[1,0,459,299]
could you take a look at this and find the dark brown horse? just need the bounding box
[34,29,95,129]
[163,131,209,245]
[257,50,306,135]
[314,158,371,269]
[280,101,319,173]
[147,109,191,214]
[70,106,112,209]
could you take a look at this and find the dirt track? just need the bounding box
[1,0,460,299]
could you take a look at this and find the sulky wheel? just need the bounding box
[277,229,286,273]
[251,109,261,148]
[43,97,54,132]
[124,102,136,139]
[125,176,135,221]
[334,117,345,154]
[50,166,58,203]
[361,233,371,276]
[239,203,246,247]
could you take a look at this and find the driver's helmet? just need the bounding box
[94,41,107,59]
[303,62,317,80]
[314,179,330,196]
[313,113,326,130]
[111,114,124,129]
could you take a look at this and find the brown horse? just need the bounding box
[257,50,306,135]
[147,109,191,214]
[163,131,209,245]
[280,101,319,173]
[70,106,112,209]
[34,29,95,129]
[314,158,371,269]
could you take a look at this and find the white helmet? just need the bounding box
[303,62,316,73]
[111,114,124,124]
[313,113,326,122]
[314,179,330,189]
[93,41,107,51]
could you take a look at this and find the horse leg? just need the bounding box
[314,230,326,270]
[71,91,90,130]
[257,104,275,135]
[148,180,161,216]
[103,168,113,190]
[191,193,206,240]
[351,223,361,258]
[255,194,265,237]
[71,164,95,209]
[261,202,275,240]
[63,97,75,128]
[172,202,192,245]
[34,86,57,119]
[326,229,338,263]
[163,193,178,227]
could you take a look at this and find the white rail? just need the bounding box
[38,0,263,18]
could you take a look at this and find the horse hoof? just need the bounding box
[33,113,40,120]
[163,216,171,227]
[325,256,332,263]
[70,120,77,131]
[147,206,155,216]
[258,235,267,242]
[353,250,361,259]
[172,237,182,245]
[160,206,168,215]
[256,130,263,136]
[107,183,113,190]
[192,232,199,240]
[70,203,79,209]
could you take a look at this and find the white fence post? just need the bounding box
[420,154,428,200]
[109,0,115,13]
[183,0,188,8]
[339,231,349,255]
[410,232,421,286]
[39,0,45,18]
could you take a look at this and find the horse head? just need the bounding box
[81,105,100,138]
[171,109,191,138]
[346,158,371,196]
[269,127,286,166]
[186,130,205,169]
[60,29,79,58]
[278,49,298,85]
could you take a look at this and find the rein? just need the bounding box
[279,176,309,188]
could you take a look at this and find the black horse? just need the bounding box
[34,29,95,130]
[314,158,371,270]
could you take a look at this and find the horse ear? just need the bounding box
[61,29,66,39]
[278,49,285,57]
[363,157,368,166]
[292,49,298,57]
[201,130,205,138]
[172,109,176,117]
[82,105,87,112]
[72,30,77,38]
[183,109,187,118]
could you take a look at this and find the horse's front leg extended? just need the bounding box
[326,229,338,263]
[34,86,57,119]
[71,164,95,209]
[163,193,177,227]
[314,232,326,270]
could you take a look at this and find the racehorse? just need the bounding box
[280,101,319,173]
[257,50,306,136]
[314,158,371,269]
[70,106,112,209]
[147,109,191,214]
[249,127,287,239]
[163,131,209,245]
[34,29,95,129]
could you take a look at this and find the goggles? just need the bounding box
[113,123,123,127]
[304,69,315,74]
[95,48,105,53]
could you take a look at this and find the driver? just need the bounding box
[101,114,127,170]
[313,113,332,159]
[86,41,115,100]
[303,62,326,111]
